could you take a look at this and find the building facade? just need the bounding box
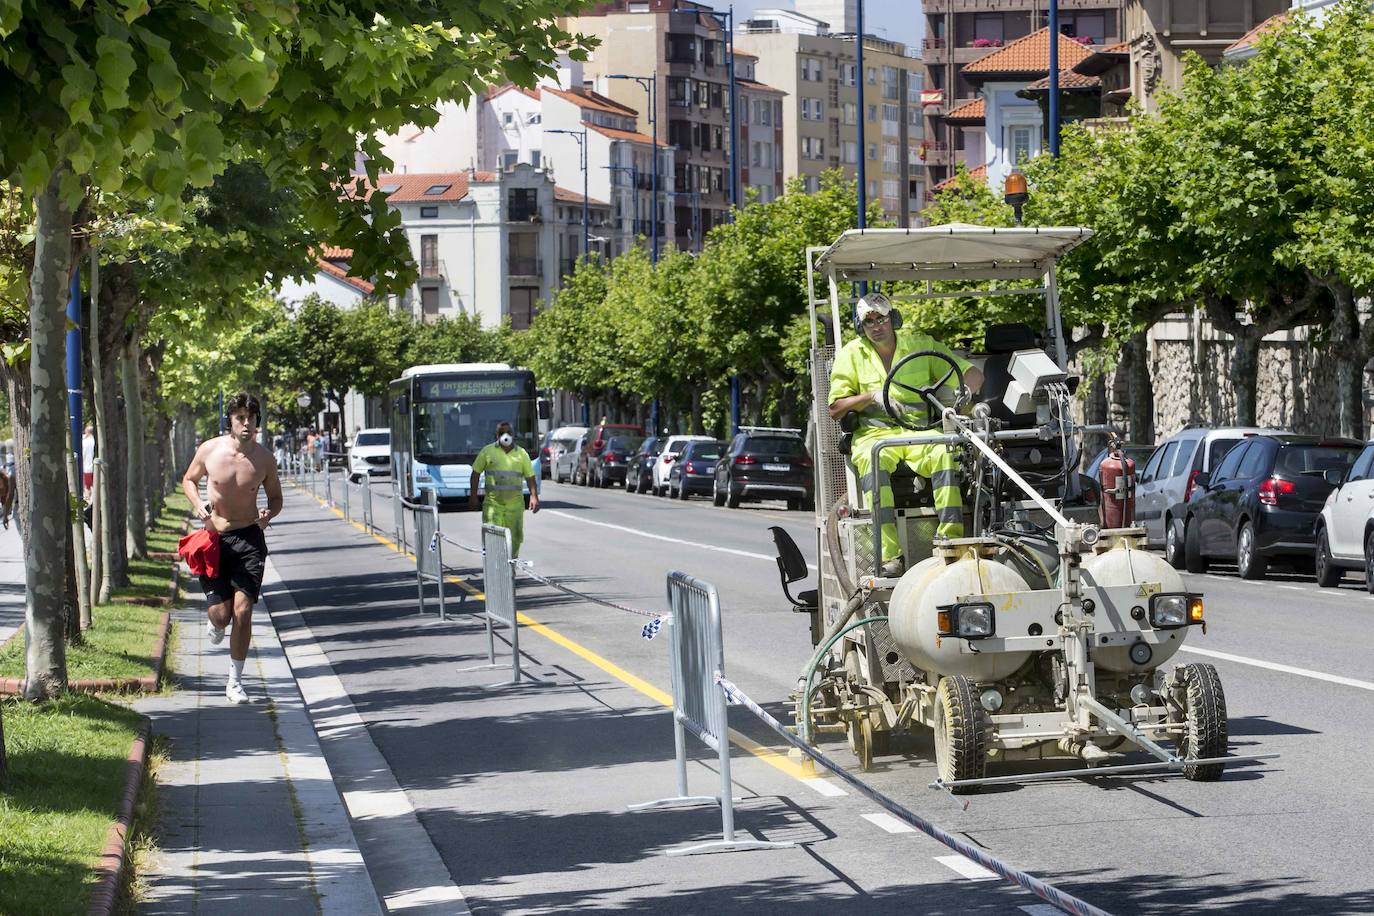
[574,0,734,250]
[734,49,786,204]
[737,16,925,223]
[921,0,1126,189]
[1126,0,1288,107]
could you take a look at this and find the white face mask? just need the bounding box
[498,433,514,447]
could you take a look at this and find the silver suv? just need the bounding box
[1136,425,1283,567]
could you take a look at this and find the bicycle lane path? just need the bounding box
[265,484,1092,915]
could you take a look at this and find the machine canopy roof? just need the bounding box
[815,224,1094,282]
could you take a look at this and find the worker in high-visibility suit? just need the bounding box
[828,293,983,577]
[469,421,540,556]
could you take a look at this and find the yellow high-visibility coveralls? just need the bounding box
[828,329,972,562]
[472,443,534,557]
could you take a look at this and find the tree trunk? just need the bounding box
[24,169,73,699]
[66,454,91,633]
[1082,365,1109,457]
[689,388,704,435]
[1126,330,1154,445]
[63,511,81,645]
[99,357,128,590]
[123,339,148,559]
[1324,281,1366,440]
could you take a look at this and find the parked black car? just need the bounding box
[1183,434,1362,579]
[714,429,814,511]
[668,440,726,500]
[626,437,662,494]
[586,434,645,488]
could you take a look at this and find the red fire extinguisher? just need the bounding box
[1098,437,1137,528]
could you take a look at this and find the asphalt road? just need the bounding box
[300,470,1374,915]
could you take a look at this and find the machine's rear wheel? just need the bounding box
[933,675,987,792]
[1175,663,1227,781]
[844,650,881,771]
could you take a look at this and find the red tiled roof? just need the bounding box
[1226,12,1289,53]
[318,245,352,261]
[554,186,609,207]
[484,83,541,102]
[963,28,1094,76]
[354,172,500,204]
[933,164,988,191]
[943,98,985,121]
[541,85,637,117]
[1022,70,1102,91]
[586,123,672,148]
[316,258,375,295]
[1099,41,1131,55]
[737,77,783,94]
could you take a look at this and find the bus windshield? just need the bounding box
[413,397,536,464]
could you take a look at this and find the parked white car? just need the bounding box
[1315,439,1374,590]
[650,435,714,496]
[347,428,391,483]
[541,425,588,480]
[553,433,588,484]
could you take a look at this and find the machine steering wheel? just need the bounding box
[881,350,965,432]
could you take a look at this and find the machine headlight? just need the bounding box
[937,602,996,640]
[1149,592,1203,629]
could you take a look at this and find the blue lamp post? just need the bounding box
[605,74,659,263]
[548,128,590,257]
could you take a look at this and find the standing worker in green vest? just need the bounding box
[469,421,540,556]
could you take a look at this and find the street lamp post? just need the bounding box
[1049,0,1061,155]
[606,74,659,263]
[602,165,640,243]
[548,128,590,258]
[857,0,867,231]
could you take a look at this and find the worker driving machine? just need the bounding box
[773,224,1270,792]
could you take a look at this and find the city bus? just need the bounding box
[388,363,546,509]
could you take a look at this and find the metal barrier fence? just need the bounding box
[630,572,793,857]
[480,523,523,685]
[403,490,447,621]
[714,676,1111,916]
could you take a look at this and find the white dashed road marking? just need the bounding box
[935,854,999,880]
[802,778,848,797]
[1180,646,1374,692]
[547,510,819,571]
[862,812,916,834]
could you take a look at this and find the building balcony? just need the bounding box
[927,0,1115,10]
[418,260,448,287]
[507,256,542,277]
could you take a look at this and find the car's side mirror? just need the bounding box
[1324,468,1345,486]
[1193,471,1211,491]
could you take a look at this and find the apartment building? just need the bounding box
[1127,0,1288,108]
[734,49,786,204]
[572,0,734,250]
[922,0,1125,188]
[738,12,925,224]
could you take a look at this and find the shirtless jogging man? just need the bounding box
[182,392,283,704]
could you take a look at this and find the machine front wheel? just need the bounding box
[1175,663,1228,781]
[933,675,987,792]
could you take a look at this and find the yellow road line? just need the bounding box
[296,483,813,780]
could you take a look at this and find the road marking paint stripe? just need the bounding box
[386,887,470,910]
[301,486,815,781]
[1180,646,1374,692]
[935,854,998,880]
[862,812,915,833]
[801,777,848,797]
[546,509,819,571]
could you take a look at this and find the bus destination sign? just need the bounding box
[417,376,530,401]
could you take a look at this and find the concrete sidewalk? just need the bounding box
[0,520,23,644]
[136,569,383,915]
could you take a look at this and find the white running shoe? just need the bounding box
[207,621,226,645]
[225,681,249,704]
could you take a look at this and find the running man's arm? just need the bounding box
[259,453,283,528]
[182,443,212,521]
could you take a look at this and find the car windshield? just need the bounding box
[1275,444,1361,477]
[745,437,806,456]
[354,432,388,447]
[606,436,645,452]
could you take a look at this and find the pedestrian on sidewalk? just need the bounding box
[181,392,283,704]
[81,425,95,496]
[469,421,539,557]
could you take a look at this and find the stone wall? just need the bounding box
[1076,317,1362,443]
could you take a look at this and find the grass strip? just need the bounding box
[0,497,188,683]
[0,694,144,915]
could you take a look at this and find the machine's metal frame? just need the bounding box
[799,226,1273,788]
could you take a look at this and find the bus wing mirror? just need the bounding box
[537,399,551,420]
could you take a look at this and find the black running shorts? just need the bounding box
[199,524,268,605]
